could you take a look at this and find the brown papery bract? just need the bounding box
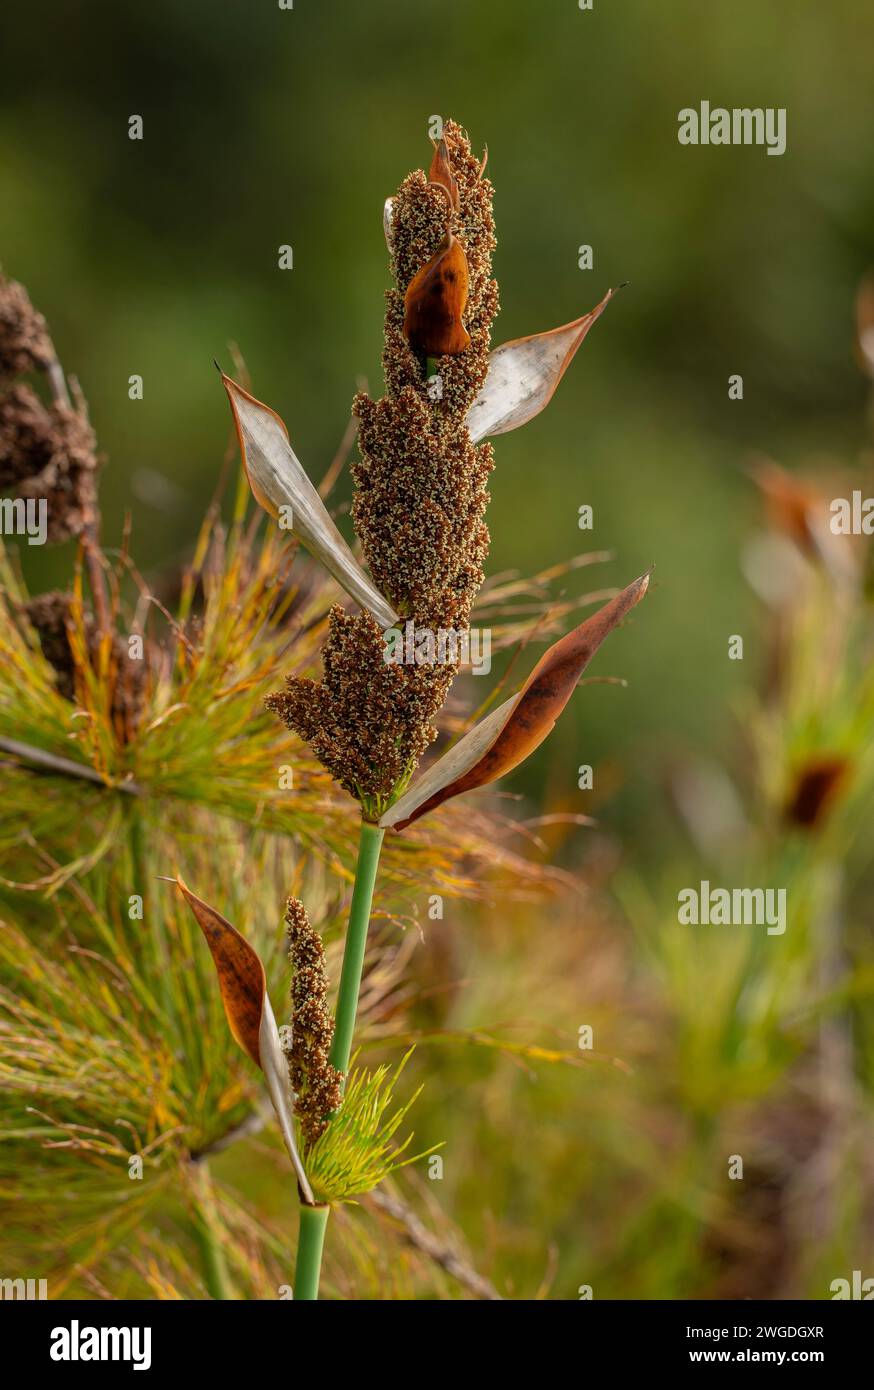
[174,876,265,1067]
[383,573,650,830]
[403,228,471,357]
[428,137,460,210]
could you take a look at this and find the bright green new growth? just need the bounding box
[304,1051,436,1205]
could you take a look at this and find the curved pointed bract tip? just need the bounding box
[220,371,398,628]
[221,370,290,441]
[428,137,460,211]
[466,285,619,443]
[381,572,649,832]
[172,875,265,1069]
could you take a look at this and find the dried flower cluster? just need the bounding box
[0,276,144,736]
[0,275,53,377]
[267,122,498,813]
[0,383,98,542]
[0,276,99,542]
[21,591,82,702]
[282,897,343,1147]
[20,590,146,737]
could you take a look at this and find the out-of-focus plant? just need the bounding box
[609,279,874,1297]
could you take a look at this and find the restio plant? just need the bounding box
[0,120,647,1302]
[179,121,648,1299]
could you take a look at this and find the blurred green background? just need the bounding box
[3,0,872,844]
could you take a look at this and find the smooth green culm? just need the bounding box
[329,820,386,1077]
[293,820,385,1301]
[294,1203,329,1301]
[192,1161,234,1300]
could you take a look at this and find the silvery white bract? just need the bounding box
[259,992,315,1205]
[223,375,397,630]
[466,287,619,444]
[383,197,395,253]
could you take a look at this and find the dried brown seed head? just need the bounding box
[0,276,54,378]
[0,383,99,542]
[784,756,851,832]
[19,589,147,741]
[268,121,498,810]
[283,897,343,1147]
[268,605,453,804]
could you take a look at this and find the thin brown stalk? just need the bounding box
[366,1188,503,1301]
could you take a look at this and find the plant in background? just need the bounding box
[606,280,874,1299]
[180,120,648,1299]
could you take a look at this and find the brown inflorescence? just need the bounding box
[268,121,499,812]
[21,591,81,702]
[20,589,147,740]
[282,897,343,1148]
[0,276,54,378]
[267,604,453,802]
[0,383,99,542]
[784,755,850,832]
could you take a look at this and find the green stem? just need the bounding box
[293,821,384,1302]
[294,1203,329,1300]
[329,820,385,1076]
[194,1218,233,1301]
[191,1161,233,1300]
[127,803,173,1023]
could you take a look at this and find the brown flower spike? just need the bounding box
[0,384,98,541]
[0,276,100,544]
[269,121,499,814]
[0,275,53,378]
[282,898,342,1147]
[247,121,640,824]
[181,122,646,1292]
